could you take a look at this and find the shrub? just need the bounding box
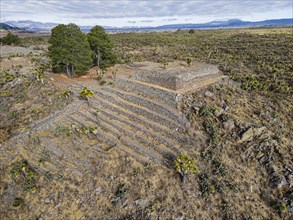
[189,29,195,34]
[203,119,218,144]
[199,105,215,116]
[186,57,192,66]
[9,159,37,192]
[0,32,21,45]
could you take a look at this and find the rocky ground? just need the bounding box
[180,83,292,219]
[0,45,48,58]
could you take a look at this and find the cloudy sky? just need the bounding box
[1,0,292,27]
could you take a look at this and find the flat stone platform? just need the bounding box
[124,61,222,91]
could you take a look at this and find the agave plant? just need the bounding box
[175,154,198,184]
[80,86,94,106]
[59,90,72,99]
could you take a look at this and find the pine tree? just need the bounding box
[87,25,117,68]
[48,24,93,78]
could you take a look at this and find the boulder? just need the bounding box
[238,126,268,143]
[223,119,235,131]
[238,127,254,143]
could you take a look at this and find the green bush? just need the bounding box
[0,32,21,45]
[199,106,215,116]
[189,29,195,34]
[203,119,218,144]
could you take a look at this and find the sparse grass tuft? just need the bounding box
[9,159,37,192]
[203,119,218,144]
[12,197,24,209]
[199,106,216,117]
[212,159,228,176]
[198,173,215,197]
[111,183,128,205]
[53,124,68,136]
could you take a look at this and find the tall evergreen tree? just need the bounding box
[48,24,93,78]
[87,25,117,68]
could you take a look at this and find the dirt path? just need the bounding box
[46,64,137,91]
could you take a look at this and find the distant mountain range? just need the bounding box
[2,20,59,32]
[1,18,292,33]
[0,23,23,31]
[155,18,293,30]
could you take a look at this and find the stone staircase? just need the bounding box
[1,82,187,174]
[90,84,187,163]
[1,62,227,174]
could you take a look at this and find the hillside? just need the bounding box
[0,27,292,219]
[0,23,22,31]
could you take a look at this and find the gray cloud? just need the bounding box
[162,18,178,22]
[1,0,292,25]
[141,20,154,23]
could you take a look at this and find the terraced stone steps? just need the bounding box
[43,143,90,172]
[2,65,226,173]
[0,143,19,166]
[115,78,178,108]
[93,88,179,130]
[67,112,153,164]
[34,134,93,171]
[26,100,84,134]
[73,109,167,164]
[4,118,100,174]
[90,106,181,153]
[4,138,77,174]
[79,107,178,160]
[102,86,182,124]
[66,114,118,147]
[115,74,227,108]
[91,94,186,145]
[177,74,228,94]
[50,119,106,158]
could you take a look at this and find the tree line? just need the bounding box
[48,23,117,78]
